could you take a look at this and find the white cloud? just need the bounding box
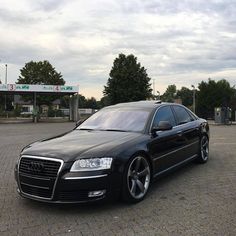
[0,0,236,99]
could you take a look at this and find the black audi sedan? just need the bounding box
[15,101,209,203]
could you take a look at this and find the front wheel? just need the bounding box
[122,155,151,203]
[196,135,209,163]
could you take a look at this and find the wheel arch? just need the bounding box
[200,120,210,141]
[130,150,154,181]
[200,131,209,143]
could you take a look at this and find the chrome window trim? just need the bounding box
[18,155,64,201]
[149,104,196,134]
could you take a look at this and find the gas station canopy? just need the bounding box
[0,84,79,122]
[0,84,78,94]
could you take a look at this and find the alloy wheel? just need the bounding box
[201,136,209,161]
[127,156,151,200]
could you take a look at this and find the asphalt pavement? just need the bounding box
[0,123,235,236]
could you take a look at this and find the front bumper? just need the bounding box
[15,156,122,203]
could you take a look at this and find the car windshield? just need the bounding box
[77,108,150,132]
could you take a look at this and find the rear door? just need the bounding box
[171,105,199,162]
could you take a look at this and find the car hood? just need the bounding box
[21,130,142,162]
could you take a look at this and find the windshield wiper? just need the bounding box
[77,128,94,130]
[78,128,128,132]
[102,129,127,132]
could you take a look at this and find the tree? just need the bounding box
[99,96,111,108]
[18,60,65,85]
[196,79,234,118]
[17,60,65,106]
[60,95,86,109]
[161,85,177,102]
[85,97,98,109]
[176,87,193,107]
[103,54,152,105]
[60,94,98,109]
[78,94,87,108]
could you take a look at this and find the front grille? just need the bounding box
[21,183,52,198]
[19,157,61,178]
[18,156,62,199]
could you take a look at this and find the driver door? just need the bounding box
[148,105,187,175]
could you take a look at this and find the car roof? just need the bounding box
[103,101,199,120]
[105,100,174,110]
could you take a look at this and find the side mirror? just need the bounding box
[158,121,173,131]
[151,121,173,136]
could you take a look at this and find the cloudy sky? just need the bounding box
[0,0,236,99]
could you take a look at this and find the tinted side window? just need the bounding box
[152,106,176,127]
[186,110,197,121]
[172,106,193,125]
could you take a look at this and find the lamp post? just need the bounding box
[5,64,7,84]
[4,64,8,111]
[191,85,196,114]
[153,79,156,97]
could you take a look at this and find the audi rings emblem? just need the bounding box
[28,161,44,172]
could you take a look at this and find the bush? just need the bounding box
[48,108,64,117]
[14,106,21,117]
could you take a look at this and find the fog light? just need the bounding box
[88,190,106,198]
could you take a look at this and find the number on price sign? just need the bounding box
[8,84,16,91]
[54,85,61,92]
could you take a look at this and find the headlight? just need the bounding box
[70,157,113,172]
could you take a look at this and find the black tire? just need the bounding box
[122,155,151,203]
[196,135,209,163]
